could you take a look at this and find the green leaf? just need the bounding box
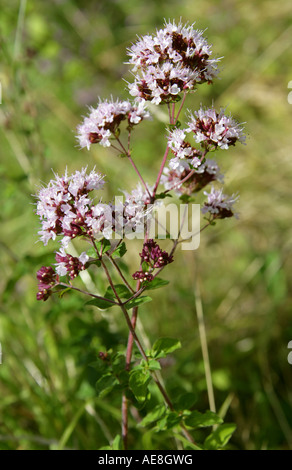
[147,359,161,371]
[173,433,202,450]
[141,261,149,271]
[156,411,182,431]
[129,369,151,404]
[88,284,132,310]
[95,238,111,255]
[86,248,101,266]
[96,374,119,398]
[179,194,195,204]
[154,192,173,200]
[111,242,127,259]
[139,404,166,427]
[86,247,98,258]
[204,423,236,450]
[174,392,198,411]
[104,284,132,300]
[58,287,72,298]
[111,352,126,374]
[86,298,116,310]
[112,434,123,450]
[184,410,223,429]
[143,277,169,291]
[124,296,152,310]
[151,337,181,359]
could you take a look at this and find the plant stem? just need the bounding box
[127,153,151,198]
[115,136,151,198]
[121,394,129,449]
[171,101,176,124]
[163,150,208,195]
[151,144,170,201]
[167,103,172,123]
[96,248,194,446]
[151,93,187,201]
[174,91,187,124]
[58,283,118,305]
[125,301,140,370]
[106,253,135,294]
[98,255,148,362]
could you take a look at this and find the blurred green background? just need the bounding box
[1,0,292,450]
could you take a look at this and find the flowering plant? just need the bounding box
[35,20,245,450]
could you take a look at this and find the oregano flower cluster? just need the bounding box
[127,20,220,104]
[35,19,245,303]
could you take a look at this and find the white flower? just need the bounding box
[187,107,245,149]
[35,168,106,246]
[126,19,221,104]
[161,158,224,195]
[202,186,239,218]
[79,252,89,265]
[76,98,151,149]
[167,127,202,169]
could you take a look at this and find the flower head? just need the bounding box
[76,98,151,150]
[161,158,223,195]
[167,128,202,170]
[187,107,245,150]
[140,239,173,268]
[117,183,155,237]
[132,270,154,282]
[127,20,220,104]
[35,167,107,246]
[55,248,89,279]
[36,266,57,301]
[202,186,239,219]
[132,239,173,284]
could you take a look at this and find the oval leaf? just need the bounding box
[204,423,236,450]
[151,337,181,358]
[124,296,152,310]
[184,410,223,429]
[129,369,150,403]
[144,278,170,290]
[86,298,116,310]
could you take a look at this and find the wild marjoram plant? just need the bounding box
[34,20,245,450]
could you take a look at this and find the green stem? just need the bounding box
[106,253,135,294]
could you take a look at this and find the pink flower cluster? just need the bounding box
[127,20,220,104]
[55,249,89,279]
[187,107,246,150]
[161,158,223,196]
[160,106,244,207]
[36,168,156,248]
[36,167,106,246]
[35,19,246,302]
[167,128,202,170]
[35,167,157,299]
[76,98,151,150]
[202,186,239,219]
